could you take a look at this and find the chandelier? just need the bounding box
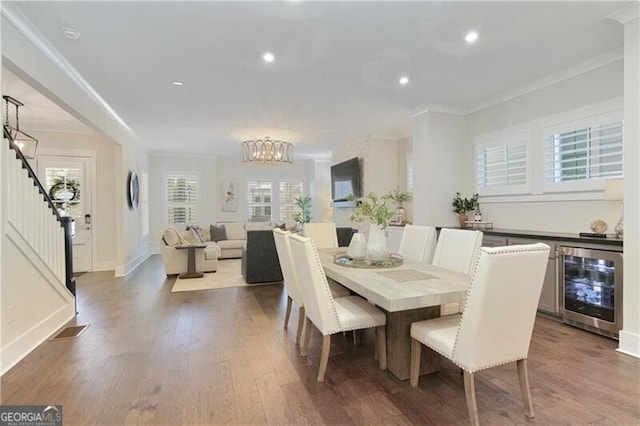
[241,136,293,164]
[3,95,39,159]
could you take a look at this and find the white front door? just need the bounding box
[38,155,93,273]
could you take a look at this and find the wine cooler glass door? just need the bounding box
[559,246,623,337]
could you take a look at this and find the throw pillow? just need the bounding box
[210,224,227,242]
[275,222,287,230]
[180,230,199,244]
[162,228,181,246]
[186,225,204,243]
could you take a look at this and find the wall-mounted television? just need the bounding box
[331,157,361,202]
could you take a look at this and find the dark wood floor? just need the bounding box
[2,255,639,425]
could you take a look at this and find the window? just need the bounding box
[166,174,199,224]
[406,154,414,193]
[545,120,623,184]
[246,180,272,221]
[246,178,305,222]
[475,134,530,195]
[279,180,303,222]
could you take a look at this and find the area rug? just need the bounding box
[171,259,280,292]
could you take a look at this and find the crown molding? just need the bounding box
[607,2,640,24]
[468,48,624,114]
[411,103,468,118]
[1,3,135,136]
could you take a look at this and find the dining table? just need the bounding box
[318,248,472,380]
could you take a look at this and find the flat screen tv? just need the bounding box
[331,157,361,202]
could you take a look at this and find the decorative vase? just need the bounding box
[458,214,468,229]
[347,233,367,260]
[395,206,406,224]
[366,224,388,263]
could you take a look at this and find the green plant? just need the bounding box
[383,187,412,207]
[452,192,478,214]
[347,192,393,229]
[293,196,313,223]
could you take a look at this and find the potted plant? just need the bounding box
[347,193,393,262]
[452,192,478,228]
[383,186,412,224]
[293,196,313,225]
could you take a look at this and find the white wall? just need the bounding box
[412,111,471,227]
[149,154,218,251]
[149,155,325,252]
[310,160,332,223]
[466,61,624,233]
[617,11,640,358]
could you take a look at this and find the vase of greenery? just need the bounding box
[347,192,394,263]
[452,192,478,228]
[383,186,412,224]
[294,196,313,230]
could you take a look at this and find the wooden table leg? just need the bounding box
[384,305,441,380]
[178,246,204,279]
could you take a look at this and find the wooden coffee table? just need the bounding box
[176,244,207,279]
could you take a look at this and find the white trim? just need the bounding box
[1,303,75,375]
[412,103,468,118]
[475,132,532,196]
[617,330,640,359]
[468,48,624,114]
[607,3,640,25]
[120,247,151,277]
[1,3,135,136]
[478,191,604,204]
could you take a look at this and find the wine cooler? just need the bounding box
[558,246,623,338]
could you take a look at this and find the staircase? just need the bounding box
[1,125,76,374]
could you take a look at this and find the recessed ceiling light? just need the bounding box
[172,81,183,86]
[62,27,80,40]
[262,52,275,63]
[465,31,479,43]
[399,76,409,85]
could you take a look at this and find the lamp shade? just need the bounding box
[605,178,624,201]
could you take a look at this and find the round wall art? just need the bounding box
[127,171,139,210]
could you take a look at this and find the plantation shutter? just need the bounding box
[476,142,528,190]
[279,180,303,222]
[166,174,199,224]
[545,120,623,183]
[247,180,272,222]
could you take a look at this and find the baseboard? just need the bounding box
[617,330,640,358]
[1,304,75,375]
[117,248,152,277]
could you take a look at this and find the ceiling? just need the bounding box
[2,1,630,161]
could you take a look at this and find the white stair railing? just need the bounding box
[3,135,67,285]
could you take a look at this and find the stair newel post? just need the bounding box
[60,216,77,314]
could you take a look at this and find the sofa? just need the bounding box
[159,221,296,276]
[159,225,220,276]
[159,222,357,278]
[241,230,284,284]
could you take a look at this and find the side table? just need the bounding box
[176,244,207,279]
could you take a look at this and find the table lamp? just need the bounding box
[605,178,624,238]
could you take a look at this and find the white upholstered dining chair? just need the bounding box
[410,243,551,425]
[288,234,387,382]
[398,224,437,263]
[303,222,339,249]
[273,229,349,344]
[432,228,483,315]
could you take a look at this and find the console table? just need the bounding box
[176,244,207,279]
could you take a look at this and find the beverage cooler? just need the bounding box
[558,246,623,338]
